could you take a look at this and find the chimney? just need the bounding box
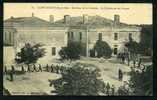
[49,15,54,23]
[64,15,70,24]
[83,14,88,24]
[114,14,120,25]
[10,16,14,19]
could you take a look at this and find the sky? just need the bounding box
[4,3,152,25]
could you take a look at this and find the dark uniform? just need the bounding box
[39,64,42,72]
[46,64,49,72]
[118,69,123,81]
[27,64,31,72]
[21,65,25,72]
[106,83,110,95]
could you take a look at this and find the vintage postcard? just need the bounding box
[3,3,153,96]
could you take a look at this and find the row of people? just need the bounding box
[4,64,69,74]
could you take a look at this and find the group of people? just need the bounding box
[4,65,15,81]
[117,52,129,64]
[103,82,116,96]
[4,64,69,81]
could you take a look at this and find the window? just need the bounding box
[68,32,70,38]
[98,33,102,41]
[79,32,82,40]
[129,33,132,40]
[114,33,118,40]
[71,32,74,39]
[114,48,118,55]
[113,45,118,55]
[52,47,56,56]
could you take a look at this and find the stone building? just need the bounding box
[3,13,141,64]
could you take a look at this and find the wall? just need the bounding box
[88,26,141,55]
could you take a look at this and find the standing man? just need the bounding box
[106,82,110,95]
[111,85,115,95]
[39,64,42,72]
[46,64,49,72]
[21,65,25,72]
[27,64,31,72]
[118,69,123,81]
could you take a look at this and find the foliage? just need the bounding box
[116,85,131,96]
[59,42,82,60]
[125,38,140,54]
[52,63,106,95]
[15,43,46,64]
[93,40,112,58]
[139,25,153,56]
[128,65,153,96]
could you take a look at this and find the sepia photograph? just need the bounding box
[3,3,153,96]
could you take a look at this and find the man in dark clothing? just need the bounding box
[10,71,13,81]
[27,64,31,72]
[56,65,59,74]
[33,64,36,72]
[51,64,54,73]
[39,64,42,72]
[133,60,136,67]
[46,64,49,72]
[106,82,110,95]
[118,69,123,81]
[21,65,25,72]
[122,54,125,64]
[138,58,142,68]
[4,66,7,75]
[11,65,15,74]
[10,66,15,81]
[111,85,115,95]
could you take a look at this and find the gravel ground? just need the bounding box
[3,57,131,95]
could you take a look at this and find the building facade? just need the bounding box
[3,14,141,64]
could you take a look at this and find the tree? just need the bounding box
[52,63,106,95]
[128,65,153,96]
[59,42,82,60]
[94,40,112,58]
[15,43,46,64]
[139,25,153,56]
[125,38,140,60]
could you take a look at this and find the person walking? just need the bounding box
[4,65,7,75]
[46,64,49,72]
[10,65,15,81]
[39,64,42,72]
[10,71,14,81]
[11,65,15,74]
[111,85,115,95]
[138,58,142,68]
[51,64,54,73]
[118,69,123,81]
[133,60,136,67]
[106,82,110,95]
[122,54,125,64]
[21,65,25,72]
[27,64,31,72]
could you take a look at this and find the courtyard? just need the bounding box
[3,57,131,95]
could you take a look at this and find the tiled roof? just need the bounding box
[4,15,140,29]
[4,17,52,27]
[55,15,140,29]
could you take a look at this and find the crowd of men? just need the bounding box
[4,64,70,81]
